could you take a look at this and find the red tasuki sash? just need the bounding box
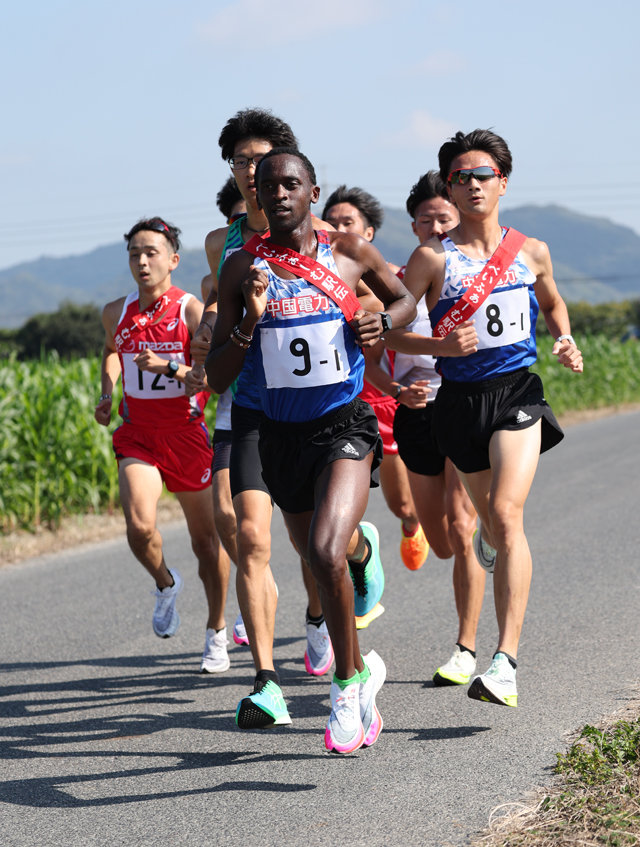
[127,286,182,335]
[242,229,361,321]
[433,228,527,338]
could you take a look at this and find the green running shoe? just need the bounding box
[236,680,292,728]
[349,521,385,618]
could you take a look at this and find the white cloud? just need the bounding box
[382,109,457,150]
[197,0,386,46]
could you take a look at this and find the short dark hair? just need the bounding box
[405,171,449,219]
[218,108,299,162]
[124,217,181,253]
[322,185,384,234]
[216,176,244,220]
[255,147,317,187]
[438,129,513,182]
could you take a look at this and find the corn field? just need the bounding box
[1,337,639,533]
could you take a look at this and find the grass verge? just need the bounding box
[471,691,640,846]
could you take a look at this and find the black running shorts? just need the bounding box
[393,402,446,477]
[433,368,564,474]
[259,397,383,514]
[230,403,270,498]
[211,429,231,477]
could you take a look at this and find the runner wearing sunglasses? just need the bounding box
[401,129,583,708]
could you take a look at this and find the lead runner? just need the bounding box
[206,147,416,753]
[402,129,583,708]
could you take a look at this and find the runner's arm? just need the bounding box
[94,302,122,426]
[529,239,583,373]
[205,251,264,394]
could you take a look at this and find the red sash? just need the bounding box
[433,228,526,339]
[242,229,361,321]
[128,286,182,335]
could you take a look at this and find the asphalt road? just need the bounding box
[1,411,639,847]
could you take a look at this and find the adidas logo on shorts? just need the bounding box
[341,442,360,456]
[515,409,532,424]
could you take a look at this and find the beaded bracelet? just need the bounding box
[233,325,253,344]
[229,331,251,349]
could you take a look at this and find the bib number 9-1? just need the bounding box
[260,319,350,389]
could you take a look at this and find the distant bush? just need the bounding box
[16,301,104,360]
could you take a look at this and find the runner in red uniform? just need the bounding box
[95,217,231,674]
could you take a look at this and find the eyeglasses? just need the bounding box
[448,166,502,185]
[229,155,265,171]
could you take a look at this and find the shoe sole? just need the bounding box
[324,724,365,754]
[304,646,334,676]
[200,659,231,674]
[468,677,517,707]
[355,602,384,630]
[236,698,292,729]
[432,671,472,686]
[153,610,180,638]
[232,631,249,646]
[353,522,384,616]
[473,529,495,573]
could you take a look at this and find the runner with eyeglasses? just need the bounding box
[401,129,583,707]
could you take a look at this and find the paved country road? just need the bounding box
[1,411,638,847]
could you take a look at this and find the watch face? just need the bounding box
[381,313,392,332]
[168,360,179,374]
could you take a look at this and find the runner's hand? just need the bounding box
[552,338,584,373]
[191,325,212,366]
[242,266,268,322]
[398,380,431,409]
[133,349,168,373]
[350,309,384,347]
[94,398,112,426]
[184,364,206,397]
[439,321,478,357]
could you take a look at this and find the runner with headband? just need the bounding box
[401,130,583,708]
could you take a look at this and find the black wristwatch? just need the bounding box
[379,312,392,333]
[167,360,180,378]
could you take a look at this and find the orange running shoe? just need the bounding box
[400,523,429,570]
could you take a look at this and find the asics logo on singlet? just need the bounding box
[138,341,183,352]
[515,410,532,424]
[166,319,179,331]
[341,442,360,456]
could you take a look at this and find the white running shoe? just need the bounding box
[152,569,182,638]
[200,627,230,673]
[360,650,386,747]
[433,645,477,686]
[325,679,364,754]
[304,620,334,676]
[468,652,518,707]
[473,524,497,573]
[233,612,249,646]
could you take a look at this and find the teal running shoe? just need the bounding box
[235,679,292,729]
[349,521,385,618]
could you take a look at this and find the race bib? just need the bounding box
[260,319,350,389]
[122,354,185,399]
[475,287,531,350]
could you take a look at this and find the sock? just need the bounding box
[332,671,360,690]
[348,539,371,567]
[457,642,476,659]
[359,658,371,684]
[495,651,517,670]
[254,668,279,692]
[306,607,325,627]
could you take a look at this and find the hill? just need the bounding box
[1,204,638,328]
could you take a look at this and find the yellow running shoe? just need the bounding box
[400,523,429,571]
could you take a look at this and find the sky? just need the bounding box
[1,0,639,272]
